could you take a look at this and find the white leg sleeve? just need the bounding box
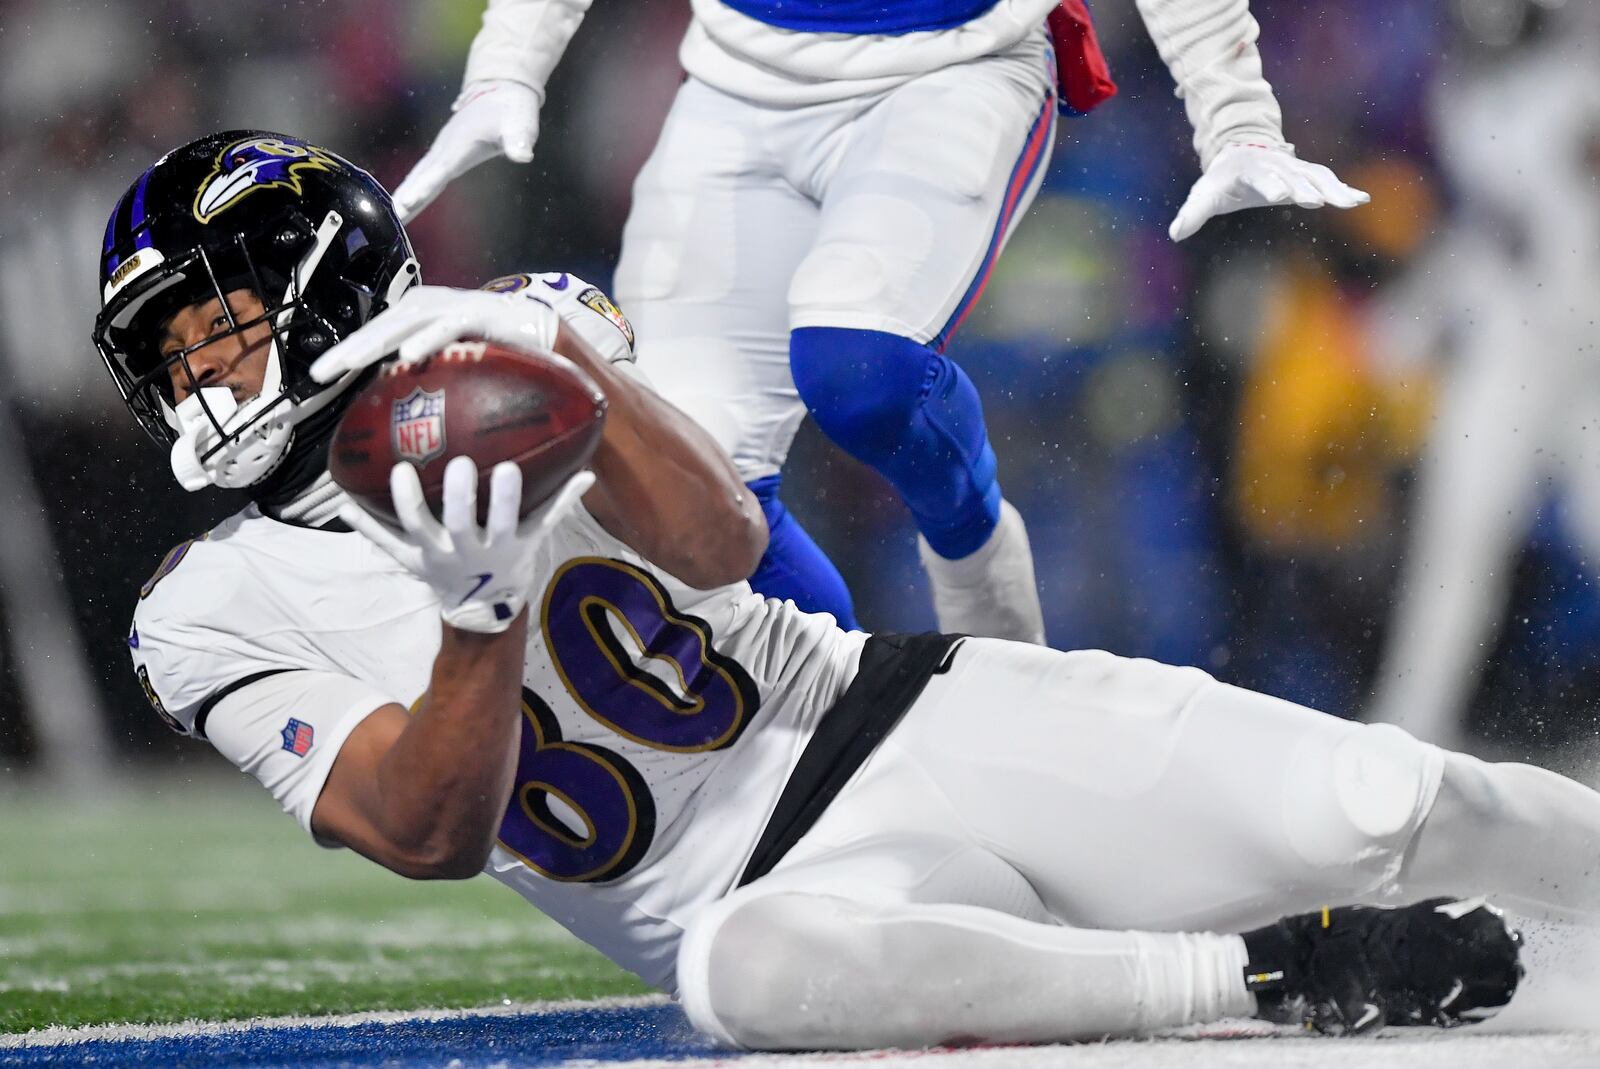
[677,890,1253,1050]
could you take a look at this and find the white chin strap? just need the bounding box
[169,387,295,491]
[164,209,350,493]
[161,210,421,494]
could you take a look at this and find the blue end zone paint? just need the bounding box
[0,1003,741,1069]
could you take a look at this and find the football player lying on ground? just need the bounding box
[102,132,1592,1048]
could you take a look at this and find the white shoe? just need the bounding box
[917,500,1046,644]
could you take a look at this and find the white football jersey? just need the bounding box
[133,502,865,990]
[478,269,639,366]
[129,273,868,992]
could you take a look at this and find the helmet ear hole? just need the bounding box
[297,328,331,357]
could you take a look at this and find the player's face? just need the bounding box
[158,289,272,403]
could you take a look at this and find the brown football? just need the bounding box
[329,339,607,527]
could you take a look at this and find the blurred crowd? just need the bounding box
[1,0,1597,773]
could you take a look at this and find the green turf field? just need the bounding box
[0,778,647,1035]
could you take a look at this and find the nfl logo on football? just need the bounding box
[392,387,446,464]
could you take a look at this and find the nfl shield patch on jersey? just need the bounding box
[281,718,315,757]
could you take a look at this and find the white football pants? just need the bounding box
[677,639,1600,1048]
[613,32,1056,482]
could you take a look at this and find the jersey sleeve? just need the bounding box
[461,0,592,98]
[203,670,399,841]
[480,270,636,366]
[127,532,403,774]
[1132,0,1287,168]
[130,537,289,738]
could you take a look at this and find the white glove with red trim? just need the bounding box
[1169,142,1370,242]
[341,456,592,633]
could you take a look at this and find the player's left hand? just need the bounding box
[310,285,562,384]
[392,80,542,223]
[340,457,594,632]
[1168,143,1369,242]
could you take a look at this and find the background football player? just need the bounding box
[1366,0,1600,750]
[97,129,1600,1049]
[390,0,1368,645]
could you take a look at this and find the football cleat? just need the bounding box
[1242,897,1523,1035]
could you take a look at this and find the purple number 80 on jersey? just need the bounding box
[496,690,656,883]
[543,559,757,751]
[494,558,760,883]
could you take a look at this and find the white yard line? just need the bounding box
[578,1032,1600,1069]
[0,993,671,1049]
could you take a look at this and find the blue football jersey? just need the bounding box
[718,0,1000,35]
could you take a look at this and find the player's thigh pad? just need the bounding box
[614,80,818,481]
[676,833,1049,1047]
[878,640,1445,933]
[787,33,1055,342]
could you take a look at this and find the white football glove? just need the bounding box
[392,80,542,223]
[341,456,594,633]
[310,285,563,384]
[1168,143,1370,242]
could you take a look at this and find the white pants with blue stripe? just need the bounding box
[613,29,1057,483]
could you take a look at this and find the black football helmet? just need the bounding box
[93,130,419,490]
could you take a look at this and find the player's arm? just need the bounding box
[309,618,526,879]
[312,284,768,589]
[1133,0,1368,240]
[130,503,563,881]
[315,458,592,878]
[164,620,530,880]
[391,0,593,221]
[550,320,767,589]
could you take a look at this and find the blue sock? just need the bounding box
[790,326,1001,559]
[746,474,860,630]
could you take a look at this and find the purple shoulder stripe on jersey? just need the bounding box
[930,89,1056,353]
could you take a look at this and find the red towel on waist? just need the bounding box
[1048,0,1117,115]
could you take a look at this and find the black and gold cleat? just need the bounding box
[1241,897,1523,1035]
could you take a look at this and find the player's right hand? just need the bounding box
[392,80,542,223]
[310,285,562,383]
[340,457,593,634]
[1168,142,1369,242]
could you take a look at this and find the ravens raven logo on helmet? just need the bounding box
[193,135,342,223]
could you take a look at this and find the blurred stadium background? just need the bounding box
[2,0,1600,1035]
[3,0,1600,1043]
